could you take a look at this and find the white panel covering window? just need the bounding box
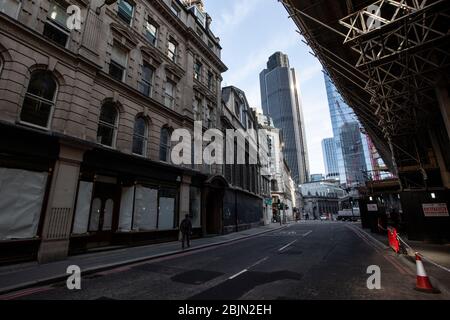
[133,186,158,231]
[0,168,47,240]
[159,197,175,230]
[72,181,93,234]
[118,186,135,231]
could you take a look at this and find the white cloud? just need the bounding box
[211,0,259,36]
[299,63,323,85]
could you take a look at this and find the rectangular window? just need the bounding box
[145,20,158,46]
[196,27,203,38]
[118,0,134,25]
[170,2,180,17]
[194,60,202,81]
[207,71,214,90]
[43,1,70,47]
[0,0,21,18]
[164,81,175,108]
[109,44,127,82]
[139,63,153,97]
[167,39,177,62]
[193,98,201,120]
[206,105,213,128]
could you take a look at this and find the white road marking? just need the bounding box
[229,269,248,280]
[249,256,269,268]
[302,230,313,237]
[278,240,297,252]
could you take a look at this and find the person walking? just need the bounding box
[180,214,192,249]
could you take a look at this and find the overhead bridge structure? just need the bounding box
[281,0,450,240]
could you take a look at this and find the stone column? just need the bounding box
[37,143,86,263]
[178,174,192,240]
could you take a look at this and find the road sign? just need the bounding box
[422,203,449,217]
[367,204,378,212]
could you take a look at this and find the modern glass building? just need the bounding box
[324,72,373,187]
[259,52,310,185]
[321,138,339,180]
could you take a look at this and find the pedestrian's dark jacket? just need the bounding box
[180,218,192,234]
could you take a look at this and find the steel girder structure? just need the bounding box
[281,0,396,172]
[339,0,450,137]
[282,0,450,187]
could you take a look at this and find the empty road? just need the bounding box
[6,221,448,300]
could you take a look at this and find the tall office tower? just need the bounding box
[321,138,339,181]
[259,52,309,185]
[324,72,373,187]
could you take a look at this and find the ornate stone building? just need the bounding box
[0,0,227,263]
[220,86,271,233]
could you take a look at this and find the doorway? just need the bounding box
[206,188,223,235]
[203,175,228,236]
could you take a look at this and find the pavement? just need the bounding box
[0,222,287,295]
[1,221,449,300]
[354,223,450,295]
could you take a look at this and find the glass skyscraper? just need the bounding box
[321,138,339,180]
[324,72,373,187]
[259,52,310,185]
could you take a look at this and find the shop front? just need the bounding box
[0,124,58,264]
[69,149,193,254]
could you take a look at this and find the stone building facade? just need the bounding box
[299,181,347,220]
[220,86,271,233]
[0,0,227,263]
[256,112,296,223]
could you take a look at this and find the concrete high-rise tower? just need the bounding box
[259,52,309,185]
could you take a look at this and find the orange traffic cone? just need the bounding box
[415,253,440,293]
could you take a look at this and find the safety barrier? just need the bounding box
[387,227,400,253]
[385,226,450,274]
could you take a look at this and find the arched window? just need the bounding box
[159,127,171,162]
[132,116,147,156]
[97,102,118,147]
[20,70,57,128]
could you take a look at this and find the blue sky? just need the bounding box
[205,0,334,175]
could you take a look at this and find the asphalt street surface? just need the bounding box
[8,221,450,300]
